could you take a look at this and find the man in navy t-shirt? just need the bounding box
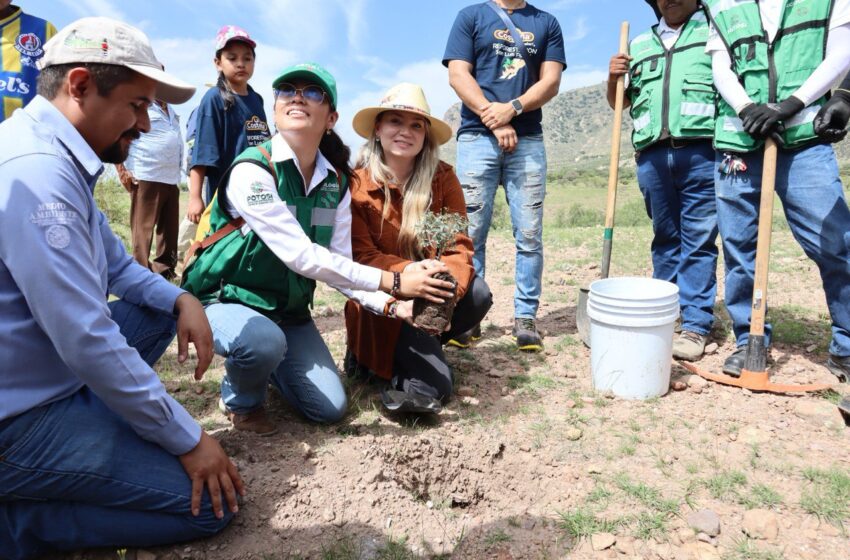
[443,0,566,351]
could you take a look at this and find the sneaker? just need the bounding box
[672,331,708,361]
[826,354,850,383]
[380,388,442,414]
[218,398,278,436]
[446,323,482,348]
[722,346,747,378]
[512,318,543,352]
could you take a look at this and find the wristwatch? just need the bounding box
[511,98,524,115]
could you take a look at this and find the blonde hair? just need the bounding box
[356,114,440,260]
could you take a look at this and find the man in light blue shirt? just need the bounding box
[116,98,183,279]
[0,17,243,558]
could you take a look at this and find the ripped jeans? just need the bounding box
[456,132,547,319]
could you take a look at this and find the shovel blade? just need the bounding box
[577,286,590,347]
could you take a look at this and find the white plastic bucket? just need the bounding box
[587,277,679,399]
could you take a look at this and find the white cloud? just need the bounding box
[58,0,126,21]
[563,16,589,43]
[561,64,607,91]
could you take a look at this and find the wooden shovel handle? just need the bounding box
[600,21,629,278]
[749,137,778,336]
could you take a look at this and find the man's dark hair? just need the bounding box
[37,63,138,100]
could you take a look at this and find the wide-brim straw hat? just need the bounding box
[352,83,453,145]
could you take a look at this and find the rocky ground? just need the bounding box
[57,229,849,560]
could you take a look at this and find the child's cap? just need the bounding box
[273,62,338,110]
[215,25,256,51]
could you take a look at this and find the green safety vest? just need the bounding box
[182,141,344,322]
[702,0,834,152]
[628,10,717,151]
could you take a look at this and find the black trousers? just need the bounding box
[392,275,493,401]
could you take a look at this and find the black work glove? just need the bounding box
[739,97,805,139]
[813,89,850,143]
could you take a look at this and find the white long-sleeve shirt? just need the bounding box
[707,0,850,113]
[223,134,391,315]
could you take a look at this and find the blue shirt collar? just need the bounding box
[24,96,104,181]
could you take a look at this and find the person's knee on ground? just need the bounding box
[222,318,287,374]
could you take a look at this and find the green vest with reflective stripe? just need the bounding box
[628,10,716,151]
[182,140,343,322]
[702,0,834,152]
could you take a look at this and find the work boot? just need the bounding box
[380,388,442,414]
[513,318,543,351]
[446,323,482,348]
[219,398,278,436]
[722,346,747,378]
[672,331,708,361]
[826,354,850,383]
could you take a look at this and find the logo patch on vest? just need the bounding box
[246,181,274,206]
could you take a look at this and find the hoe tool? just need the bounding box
[678,138,832,393]
[577,21,629,346]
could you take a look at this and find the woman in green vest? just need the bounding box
[182,63,455,435]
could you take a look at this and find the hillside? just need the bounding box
[440,82,850,172]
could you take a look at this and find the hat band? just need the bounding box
[379,103,430,117]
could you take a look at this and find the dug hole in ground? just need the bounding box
[73,180,850,560]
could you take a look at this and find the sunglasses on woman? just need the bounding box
[274,83,327,104]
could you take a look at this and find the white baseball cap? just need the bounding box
[39,17,196,104]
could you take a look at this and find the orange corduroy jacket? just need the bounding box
[344,161,475,380]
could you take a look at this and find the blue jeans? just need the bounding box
[715,144,850,356]
[636,141,719,335]
[206,303,347,423]
[0,301,230,560]
[456,132,547,319]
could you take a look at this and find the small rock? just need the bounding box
[691,385,704,394]
[683,542,721,560]
[323,509,335,522]
[661,455,675,465]
[587,464,603,474]
[581,396,595,404]
[806,344,818,353]
[678,527,696,544]
[289,477,299,488]
[590,532,616,551]
[461,396,480,406]
[565,399,577,408]
[501,386,509,396]
[742,509,779,541]
[794,400,840,424]
[704,342,719,354]
[672,380,688,391]
[687,375,709,389]
[696,532,715,544]
[728,432,738,441]
[299,442,313,459]
[565,427,583,441]
[270,466,280,473]
[193,385,205,395]
[564,370,578,379]
[614,536,635,555]
[520,444,531,452]
[426,500,434,509]
[456,385,475,397]
[687,509,721,537]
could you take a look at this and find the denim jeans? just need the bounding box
[636,141,719,335]
[0,301,230,560]
[205,303,347,423]
[456,132,547,319]
[715,143,850,356]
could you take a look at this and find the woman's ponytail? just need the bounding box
[320,130,356,189]
[216,70,236,111]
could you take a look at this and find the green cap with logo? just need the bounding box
[273,62,338,109]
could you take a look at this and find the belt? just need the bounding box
[659,137,708,149]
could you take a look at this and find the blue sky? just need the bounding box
[25,0,657,146]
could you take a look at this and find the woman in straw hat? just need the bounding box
[182,66,455,435]
[345,83,493,414]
